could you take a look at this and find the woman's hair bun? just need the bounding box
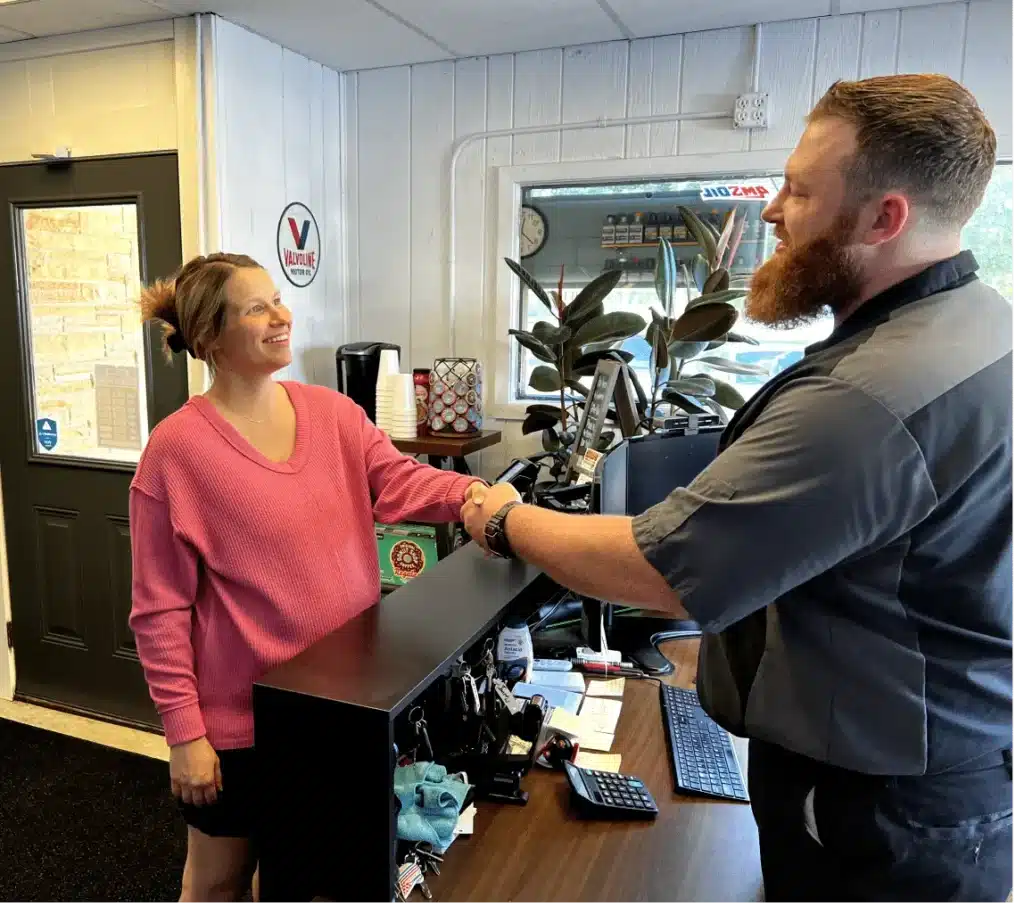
[140,277,176,323]
[140,276,191,357]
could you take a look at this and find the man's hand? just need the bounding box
[463,480,488,503]
[461,482,520,549]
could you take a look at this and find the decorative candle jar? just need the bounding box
[427,358,483,437]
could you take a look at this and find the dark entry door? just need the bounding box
[0,153,188,728]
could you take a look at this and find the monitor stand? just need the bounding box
[582,599,701,676]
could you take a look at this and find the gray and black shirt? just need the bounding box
[633,251,1012,776]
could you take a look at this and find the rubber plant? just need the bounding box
[504,258,647,479]
[643,205,768,425]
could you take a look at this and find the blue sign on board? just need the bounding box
[36,417,58,452]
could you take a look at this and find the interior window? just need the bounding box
[513,163,1012,407]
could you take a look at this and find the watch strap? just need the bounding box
[484,501,521,559]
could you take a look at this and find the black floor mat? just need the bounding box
[0,717,185,901]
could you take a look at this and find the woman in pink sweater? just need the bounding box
[130,253,481,901]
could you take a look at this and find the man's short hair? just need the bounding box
[809,74,996,229]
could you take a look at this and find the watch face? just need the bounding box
[520,206,547,258]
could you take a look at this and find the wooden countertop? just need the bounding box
[390,429,502,459]
[429,638,763,902]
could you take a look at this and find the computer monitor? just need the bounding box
[596,429,723,518]
[587,428,722,674]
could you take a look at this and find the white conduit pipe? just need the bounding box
[445,109,734,357]
[752,22,763,94]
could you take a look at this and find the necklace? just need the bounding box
[206,394,269,425]
[230,409,267,425]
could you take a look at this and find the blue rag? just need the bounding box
[394,762,471,849]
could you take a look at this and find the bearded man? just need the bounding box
[463,74,1012,902]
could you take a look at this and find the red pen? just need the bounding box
[575,662,643,677]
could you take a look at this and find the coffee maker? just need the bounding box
[335,342,401,425]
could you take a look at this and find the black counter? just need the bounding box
[253,544,554,901]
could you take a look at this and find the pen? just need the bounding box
[569,658,636,669]
[576,664,644,677]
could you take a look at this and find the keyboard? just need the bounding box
[660,685,749,802]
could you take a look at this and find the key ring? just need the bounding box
[408,706,424,726]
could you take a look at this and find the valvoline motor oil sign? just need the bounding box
[277,201,321,287]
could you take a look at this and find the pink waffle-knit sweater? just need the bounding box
[129,381,478,750]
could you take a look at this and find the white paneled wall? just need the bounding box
[0,24,179,164]
[210,18,344,388]
[342,0,1011,479]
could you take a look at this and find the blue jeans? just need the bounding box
[748,739,1012,901]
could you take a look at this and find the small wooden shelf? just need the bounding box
[390,429,502,459]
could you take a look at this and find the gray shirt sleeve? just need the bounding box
[631,375,938,632]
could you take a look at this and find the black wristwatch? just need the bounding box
[484,501,522,559]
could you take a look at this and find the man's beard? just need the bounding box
[746,215,865,328]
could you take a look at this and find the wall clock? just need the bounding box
[520,205,547,258]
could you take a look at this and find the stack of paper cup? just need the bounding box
[375,349,400,434]
[388,373,418,440]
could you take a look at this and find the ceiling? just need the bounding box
[0,0,964,71]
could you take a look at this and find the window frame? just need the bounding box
[489,150,791,420]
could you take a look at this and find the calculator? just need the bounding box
[564,762,658,819]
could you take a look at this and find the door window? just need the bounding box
[18,203,148,463]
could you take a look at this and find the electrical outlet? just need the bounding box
[734,93,770,129]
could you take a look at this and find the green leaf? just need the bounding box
[726,331,759,345]
[575,335,623,358]
[690,255,709,295]
[661,389,708,414]
[654,237,677,315]
[541,427,561,452]
[714,210,736,269]
[532,321,571,346]
[572,311,646,347]
[649,305,667,327]
[703,267,730,295]
[703,398,730,423]
[563,269,623,326]
[685,288,747,312]
[566,378,590,399]
[572,301,605,329]
[621,363,649,416]
[525,403,563,418]
[669,303,739,344]
[509,329,555,363]
[677,206,718,266]
[712,378,747,410]
[644,320,660,350]
[667,375,716,397]
[522,410,561,435]
[504,257,553,315]
[528,364,562,392]
[667,339,709,361]
[696,355,771,376]
[572,349,634,377]
[654,329,670,370]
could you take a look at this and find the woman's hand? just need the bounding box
[170,736,222,806]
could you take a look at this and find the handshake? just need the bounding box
[461,481,521,551]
